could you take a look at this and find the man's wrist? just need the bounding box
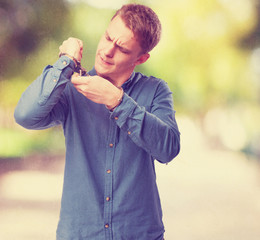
[59,53,78,68]
[106,87,124,111]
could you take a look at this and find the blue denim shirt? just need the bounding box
[14,56,180,240]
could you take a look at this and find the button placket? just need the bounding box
[104,121,117,239]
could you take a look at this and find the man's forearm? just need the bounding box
[14,56,75,129]
[112,81,180,163]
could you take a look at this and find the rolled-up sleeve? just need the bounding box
[111,79,180,163]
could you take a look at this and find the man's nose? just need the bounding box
[104,43,116,58]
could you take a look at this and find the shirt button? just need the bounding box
[53,79,57,82]
[106,169,111,174]
[114,116,118,120]
[128,131,131,135]
[62,61,67,65]
[109,143,113,148]
[106,197,110,201]
[105,224,109,228]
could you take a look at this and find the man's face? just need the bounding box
[95,16,146,83]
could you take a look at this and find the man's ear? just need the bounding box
[135,53,150,66]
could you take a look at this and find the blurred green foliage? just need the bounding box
[0,0,69,77]
[0,127,65,157]
[0,0,260,158]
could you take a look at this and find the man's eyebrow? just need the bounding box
[117,45,131,53]
[115,40,132,53]
[105,31,132,53]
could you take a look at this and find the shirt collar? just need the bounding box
[121,72,135,90]
[88,68,136,90]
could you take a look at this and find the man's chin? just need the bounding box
[96,70,111,81]
[95,65,111,79]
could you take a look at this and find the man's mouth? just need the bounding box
[99,55,113,66]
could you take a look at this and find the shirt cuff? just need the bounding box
[110,93,137,128]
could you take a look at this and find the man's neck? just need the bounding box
[99,71,133,88]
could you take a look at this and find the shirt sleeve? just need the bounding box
[14,56,75,129]
[111,80,181,163]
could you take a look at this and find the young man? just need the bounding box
[15,4,180,240]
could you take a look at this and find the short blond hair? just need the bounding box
[112,4,162,53]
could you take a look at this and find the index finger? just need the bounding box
[76,39,83,49]
[71,75,90,85]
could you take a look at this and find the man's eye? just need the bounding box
[105,34,112,41]
[118,46,128,53]
[120,48,130,54]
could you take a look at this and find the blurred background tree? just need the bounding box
[0,0,259,158]
[0,0,69,77]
